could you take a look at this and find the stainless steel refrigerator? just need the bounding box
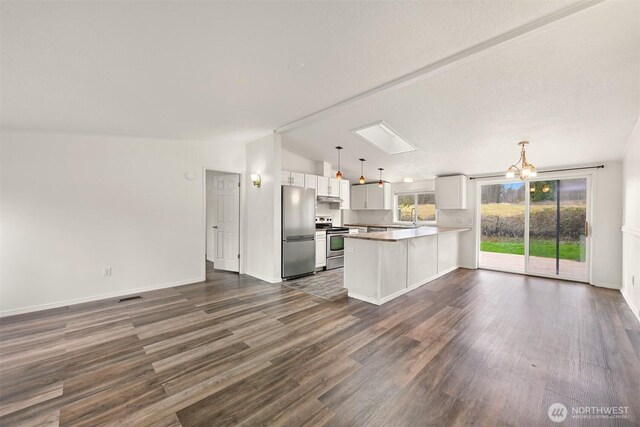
[282,186,316,279]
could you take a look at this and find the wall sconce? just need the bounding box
[250,174,261,188]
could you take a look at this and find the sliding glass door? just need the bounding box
[479,182,526,273]
[479,176,590,282]
[527,178,589,281]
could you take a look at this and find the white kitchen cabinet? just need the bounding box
[317,176,329,196]
[351,185,367,210]
[329,178,340,198]
[304,174,317,192]
[350,183,391,210]
[366,183,392,210]
[281,171,292,185]
[281,171,305,187]
[290,172,305,187]
[315,231,326,268]
[435,175,467,209]
[339,180,350,209]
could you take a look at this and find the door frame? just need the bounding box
[202,168,243,277]
[475,170,594,283]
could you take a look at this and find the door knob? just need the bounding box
[212,226,218,229]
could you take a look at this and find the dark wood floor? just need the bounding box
[1,267,639,426]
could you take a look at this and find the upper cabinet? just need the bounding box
[316,176,341,197]
[351,185,367,210]
[339,180,350,210]
[367,183,391,210]
[350,183,392,210]
[282,170,348,207]
[304,174,317,192]
[329,178,340,198]
[281,171,305,187]
[435,175,467,209]
[317,176,329,196]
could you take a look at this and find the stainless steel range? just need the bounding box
[315,216,349,270]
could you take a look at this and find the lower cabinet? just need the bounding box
[315,231,326,268]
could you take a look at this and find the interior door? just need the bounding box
[526,177,589,282]
[212,174,240,272]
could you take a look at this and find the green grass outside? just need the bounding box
[480,239,583,261]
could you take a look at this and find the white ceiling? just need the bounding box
[1,0,597,142]
[2,1,638,180]
[283,0,640,182]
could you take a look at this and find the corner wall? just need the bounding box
[591,162,623,288]
[245,133,282,283]
[0,131,246,315]
[622,118,640,321]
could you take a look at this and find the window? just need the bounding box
[395,192,436,223]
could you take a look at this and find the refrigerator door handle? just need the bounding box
[285,235,315,242]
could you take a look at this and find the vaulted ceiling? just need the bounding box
[2,1,638,180]
[281,1,640,181]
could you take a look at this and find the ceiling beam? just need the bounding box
[276,0,605,133]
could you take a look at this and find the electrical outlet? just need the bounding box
[103,267,112,277]
[467,218,472,224]
[457,218,463,224]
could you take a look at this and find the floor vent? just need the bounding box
[118,296,142,303]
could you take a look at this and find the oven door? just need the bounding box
[327,233,345,257]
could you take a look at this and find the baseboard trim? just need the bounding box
[438,265,459,276]
[592,282,621,290]
[245,271,282,284]
[621,288,640,323]
[621,226,640,238]
[347,291,382,305]
[0,276,205,318]
[349,266,460,305]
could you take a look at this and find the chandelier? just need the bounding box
[506,141,537,180]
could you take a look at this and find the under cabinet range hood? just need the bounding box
[317,195,343,204]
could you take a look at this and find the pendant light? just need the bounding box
[377,168,384,188]
[505,141,537,180]
[335,146,343,180]
[358,158,366,184]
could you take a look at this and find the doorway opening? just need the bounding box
[478,176,590,282]
[206,170,240,273]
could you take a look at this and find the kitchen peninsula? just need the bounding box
[343,226,470,305]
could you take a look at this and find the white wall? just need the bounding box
[0,131,246,315]
[591,162,623,288]
[622,118,640,320]
[437,180,477,269]
[281,149,317,175]
[245,133,282,283]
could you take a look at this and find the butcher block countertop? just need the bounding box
[344,226,470,242]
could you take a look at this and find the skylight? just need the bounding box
[351,121,417,155]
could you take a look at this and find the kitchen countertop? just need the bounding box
[344,223,417,229]
[344,226,470,242]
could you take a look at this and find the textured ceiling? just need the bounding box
[282,0,640,181]
[2,1,637,180]
[2,0,590,145]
